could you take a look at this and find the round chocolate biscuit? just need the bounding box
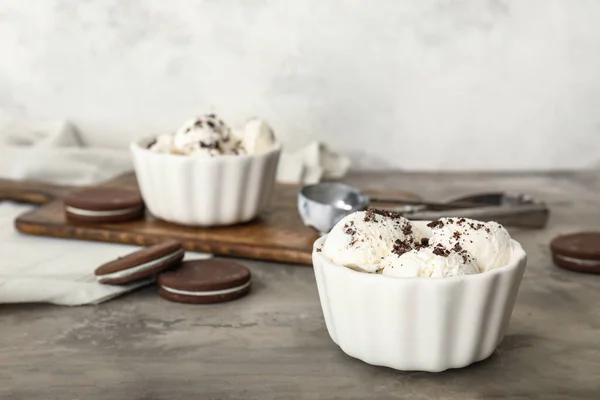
[64,188,144,223]
[158,259,252,304]
[550,232,600,273]
[95,240,184,285]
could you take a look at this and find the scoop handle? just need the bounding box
[405,204,550,229]
[369,197,486,211]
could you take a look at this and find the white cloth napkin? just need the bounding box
[0,203,212,306]
[276,141,351,185]
[0,112,133,186]
[0,202,147,305]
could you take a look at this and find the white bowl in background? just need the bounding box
[312,221,527,372]
[130,137,281,227]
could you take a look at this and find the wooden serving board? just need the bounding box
[1,173,419,266]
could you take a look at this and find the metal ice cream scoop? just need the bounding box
[298,182,549,235]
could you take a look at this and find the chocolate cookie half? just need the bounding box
[64,188,144,223]
[95,240,184,285]
[158,259,252,304]
[550,232,600,273]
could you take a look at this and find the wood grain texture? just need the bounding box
[0,178,71,204]
[9,173,419,266]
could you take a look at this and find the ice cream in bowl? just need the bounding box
[312,209,527,372]
[130,114,281,226]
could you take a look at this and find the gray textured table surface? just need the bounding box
[2,171,600,400]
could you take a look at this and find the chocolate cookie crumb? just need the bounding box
[316,247,322,252]
[194,120,203,128]
[343,223,357,236]
[364,208,404,222]
[432,245,450,257]
[453,231,461,239]
[427,220,444,229]
[421,237,429,246]
[199,141,221,150]
[363,209,376,222]
[468,222,485,231]
[147,139,157,149]
[402,223,413,235]
[392,239,413,257]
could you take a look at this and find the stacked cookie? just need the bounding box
[94,240,252,304]
[63,188,253,303]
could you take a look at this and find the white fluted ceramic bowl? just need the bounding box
[312,222,527,372]
[130,137,281,226]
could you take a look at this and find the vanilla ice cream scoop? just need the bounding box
[170,114,242,156]
[427,218,512,272]
[241,118,276,154]
[149,114,277,156]
[322,209,420,273]
[382,245,479,278]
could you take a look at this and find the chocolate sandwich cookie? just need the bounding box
[158,259,252,304]
[64,188,144,223]
[550,232,600,273]
[95,240,184,285]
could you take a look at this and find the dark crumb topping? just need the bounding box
[343,222,357,236]
[413,239,427,251]
[432,245,450,257]
[208,113,216,118]
[206,120,216,129]
[449,242,473,263]
[467,221,485,230]
[316,247,322,252]
[364,208,404,222]
[147,139,157,149]
[199,141,221,150]
[338,212,481,267]
[427,220,444,229]
[343,221,358,247]
[392,239,413,257]
[194,119,203,128]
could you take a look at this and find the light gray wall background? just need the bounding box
[1,0,599,170]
